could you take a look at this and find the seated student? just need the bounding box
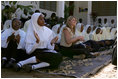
[91,27,102,41]
[97,18,102,27]
[60,16,95,58]
[100,27,108,40]
[79,18,84,25]
[48,13,58,28]
[91,25,96,32]
[52,23,63,43]
[13,13,62,72]
[83,25,92,41]
[111,28,117,40]
[3,19,12,30]
[105,27,112,40]
[22,11,34,32]
[52,18,65,43]
[102,18,109,27]
[1,18,28,68]
[110,19,115,28]
[75,23,85,44]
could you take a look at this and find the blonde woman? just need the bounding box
[60,16,95,58]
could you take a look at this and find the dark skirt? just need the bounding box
[60,43,90,58]
[1,40,29,62]
[31,49,63,68]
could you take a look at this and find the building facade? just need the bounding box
[1,1,117,26]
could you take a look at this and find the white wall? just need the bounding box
[73,1,88,25]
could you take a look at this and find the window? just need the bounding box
[92,1,117,16]
[40,1,57,12]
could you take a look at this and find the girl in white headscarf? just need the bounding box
[100,27,108,40]
[90,27,102,41]
[75,23,84,36]
[14,13,62,72]
[75,23,85,44]
[111,27,117,39]
[1,18,26,68]
[83,25,92,41]
[51,24,66,43]
[91,25,96,32]
[105,27,112,39]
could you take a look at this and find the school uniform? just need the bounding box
[1,25,29,68]
[102,23,109,27]
[75,23,84,44]
[105,27,112,40]
[110,23,115,28]
[83,25,92,41]
[3,20,12,30]
[51,24,64,43]
[16,13,62,70]
[22,19,31,32]
[111,28,117,39]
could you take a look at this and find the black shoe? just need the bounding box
[13,63,21,72]
[22,65,32,73]
[5,59,16,68]
[1,59,7,68]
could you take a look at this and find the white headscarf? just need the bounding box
[1,21,26,49]
[25,13,55,54]
[90,27,102,41]
[52,24,60,35]
[52,24,66,43]
[111,28,117,39]
[75,23,84,36]
[83,25,92,41]
[75,23,84,44]
[101,27,111,40]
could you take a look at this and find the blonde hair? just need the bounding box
[66,16,76,34]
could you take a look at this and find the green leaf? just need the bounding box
[13,1,17,5]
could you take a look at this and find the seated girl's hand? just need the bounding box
[51,36,58,45]
[7,33,15,43]
[15,34,20,44]
[77,36,84,41]
[34,31,40,43]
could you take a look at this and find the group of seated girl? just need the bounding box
[1,14,116,72]
[52,16,116,58]
[1,13,62,72]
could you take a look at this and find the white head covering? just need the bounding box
[83,25,92,41]
[111,28,117,39]
[90,27,102,41]
[100,27,107,40]
[52,24,66,43]
[52,24,60,34]
[75,23,84,44]
[25,13,55,54]
[75,23,84,36]
[1,19,26,49]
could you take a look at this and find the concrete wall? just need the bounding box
[73,1,88,25]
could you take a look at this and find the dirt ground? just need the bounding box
[1,63,117,78]
[90,63,117,78]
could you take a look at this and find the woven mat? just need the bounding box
[35,49,113,78]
